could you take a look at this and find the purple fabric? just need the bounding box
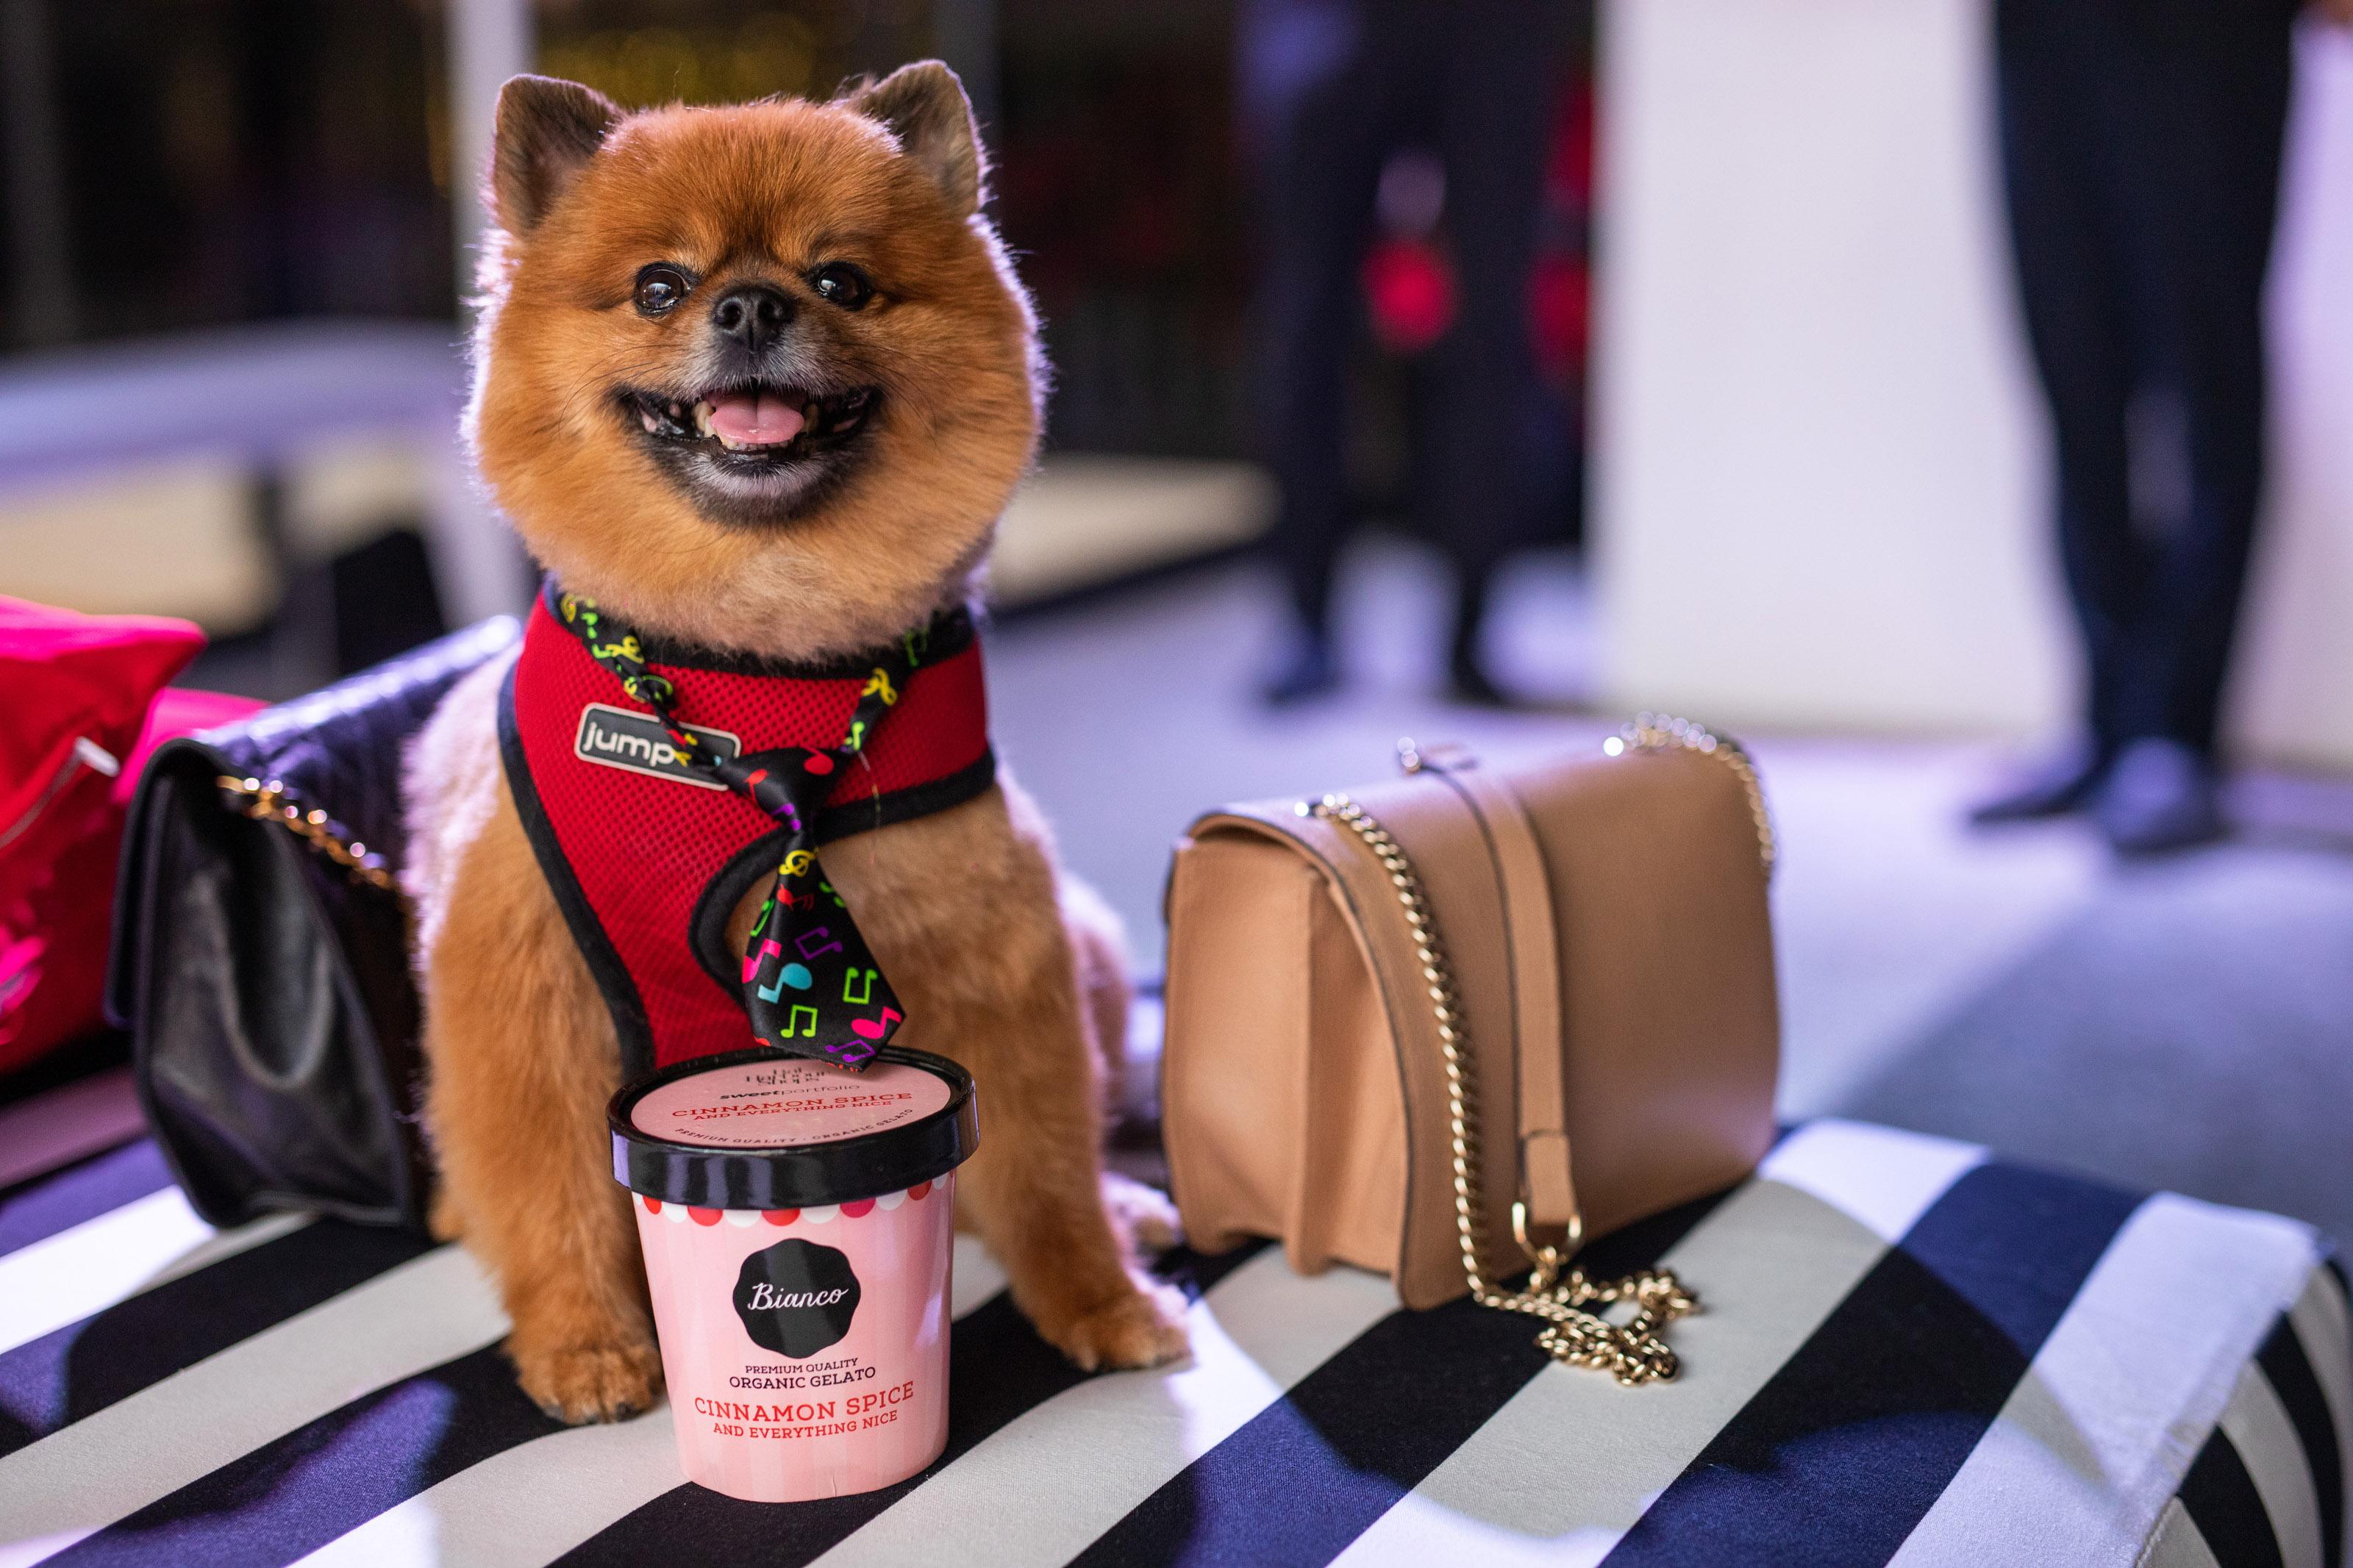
[48,1345,560,1568]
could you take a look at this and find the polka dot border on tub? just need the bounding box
[643,1181,936,1225]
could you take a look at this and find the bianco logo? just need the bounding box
[572,704,740,788]
[735,1236,862,1356]
[743,1284,851,1311]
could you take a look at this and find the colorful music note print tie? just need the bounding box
[556,591,915,1070]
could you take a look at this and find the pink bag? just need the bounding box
[0,597,256,1075]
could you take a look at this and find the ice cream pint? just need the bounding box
[610,1045,979,1503]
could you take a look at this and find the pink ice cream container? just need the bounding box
[609,1045,979,1503]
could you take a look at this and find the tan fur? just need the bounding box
[408,65,1185,1424]
[1061,877,1135,1118]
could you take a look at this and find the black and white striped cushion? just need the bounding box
[0,1120,2342,1567]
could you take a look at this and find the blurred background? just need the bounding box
[4,1,2352,1243]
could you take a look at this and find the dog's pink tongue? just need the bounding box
[707,391,804,445]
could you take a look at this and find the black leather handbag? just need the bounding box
[106,617,520,1232]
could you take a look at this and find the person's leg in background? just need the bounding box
[2090,1,2295,852]
[1428,3,1563,704]
[1979,0,2301,849]
[1238,0,1394,704]
[1974,0,2147,825]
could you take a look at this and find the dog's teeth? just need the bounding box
[640,409,660,434]
[669,401,685,417]
[692,401,715,438]
[717,432,749,451]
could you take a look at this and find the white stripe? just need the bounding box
[1888,1194,2318,1568]
[0,1188,307,1356]
[290,1235,1010,1568]
[1748,1117,1987,1243]
[2288,1265,2353,1531]
[810,1244,1401,1568]
[1328,1120,1984,1568]
[2220,1361,2326,1568]
[0,1245,504,1568]
[2140,1497,2224,1568]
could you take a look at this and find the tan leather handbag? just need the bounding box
[1160,717,1780,1381]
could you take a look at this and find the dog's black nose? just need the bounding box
[709,284,794,354]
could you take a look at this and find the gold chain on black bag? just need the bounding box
[215,776,396,892]
[1306,716,1770,1384]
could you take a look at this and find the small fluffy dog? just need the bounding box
[405,62,1188,1422]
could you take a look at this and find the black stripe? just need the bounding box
[1596,1162,2142,1568]
[499,660,659,1080]
[45,1343,561,1568]
[557,1242,1268,1568]
[1068,1189,1733,1568]
[0,1221,432,1458]
[0,1139,174,1258]
[2258,1309,2343,1568]
[2180,1426,2288,1568]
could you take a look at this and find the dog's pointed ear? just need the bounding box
[490,74,622,235]
[846,61,985,218]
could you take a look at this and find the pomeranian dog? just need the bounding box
[404,62,1188,1422]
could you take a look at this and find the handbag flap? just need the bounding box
[121,756,422,1226]
[1185,776,1526,1307]
[1161,826,1408,1281]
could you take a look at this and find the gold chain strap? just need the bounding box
[1611,712,1777,880]
[215,776,397,892]
[1306,782,1698,1386]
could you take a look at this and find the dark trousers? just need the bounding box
[1239,0,1563,637]
[1995,0,2297,756]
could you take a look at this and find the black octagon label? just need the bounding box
[732,1238,861,1358]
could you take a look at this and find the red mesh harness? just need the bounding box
[499,584,993,1078]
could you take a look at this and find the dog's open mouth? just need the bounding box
[624,382,878,468]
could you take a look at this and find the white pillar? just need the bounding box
[433,0,539,624]
[448,0,535,304]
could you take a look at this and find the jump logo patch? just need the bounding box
[574,703,742,787]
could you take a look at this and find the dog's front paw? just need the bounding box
[1047,1273,1191,1372]
[511,1335,664,1425]
[1102,1171,1184,1256]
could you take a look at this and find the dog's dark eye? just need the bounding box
[634,265,690,316]
[809,262,874,311]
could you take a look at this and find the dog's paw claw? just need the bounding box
[512,1336,664,1425]
[1051,1275,1191,1372]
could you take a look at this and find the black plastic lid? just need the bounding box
[608,1045,978,1210]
